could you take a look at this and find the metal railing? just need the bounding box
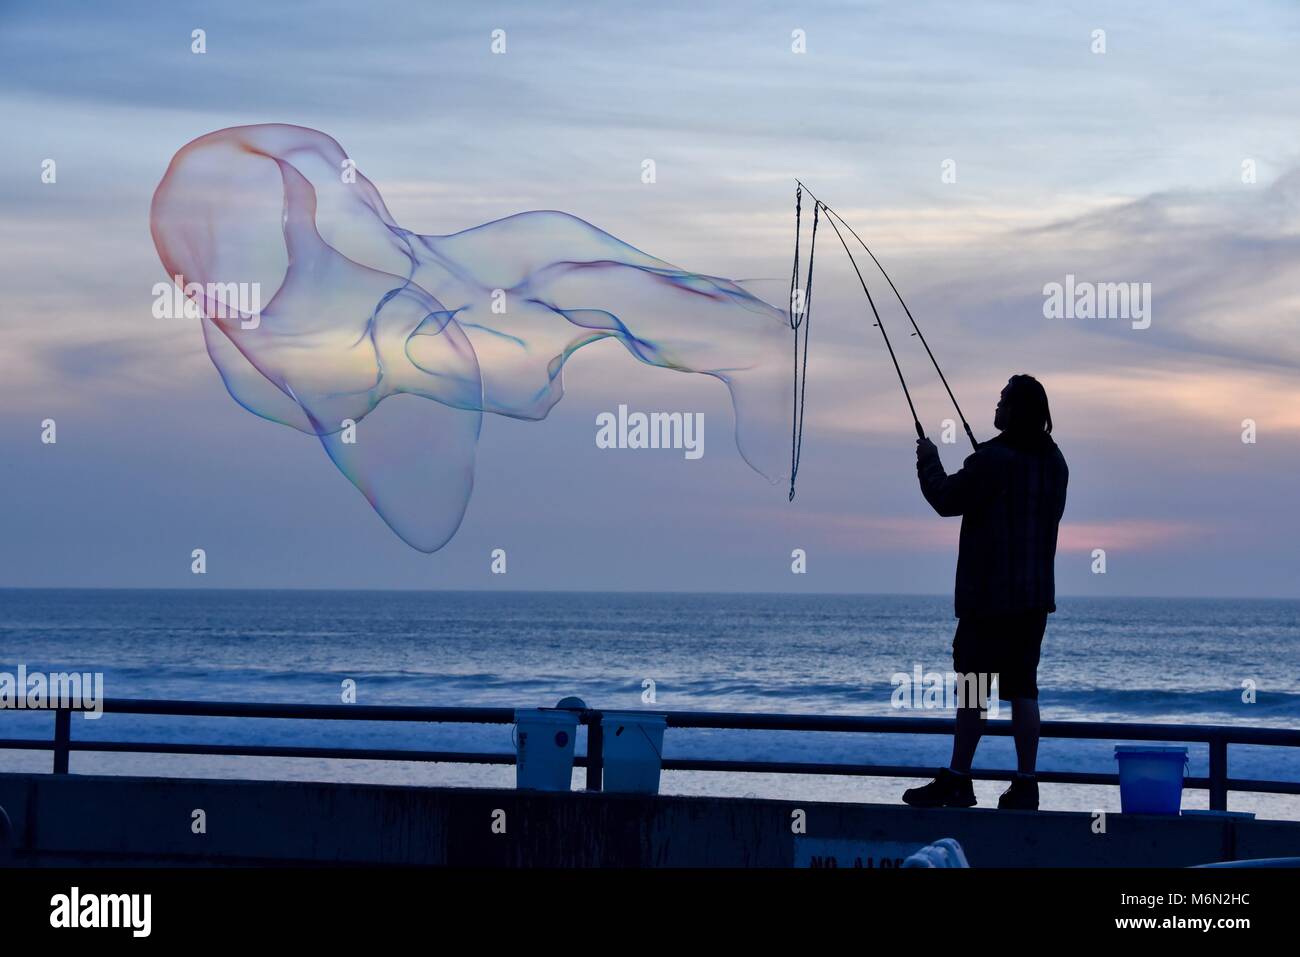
[2,698,1298,811]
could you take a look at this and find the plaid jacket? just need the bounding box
[917,432,1068,618]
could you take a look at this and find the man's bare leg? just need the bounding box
[1010,698,1040,774]
[949,705,985,773]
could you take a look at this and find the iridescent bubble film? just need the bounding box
[151,124,791,551]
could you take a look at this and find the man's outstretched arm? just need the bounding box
[916,437,984,517]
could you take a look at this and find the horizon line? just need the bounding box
[1,586,1298,603]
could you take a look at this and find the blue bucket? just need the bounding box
[1114,745,1188,814]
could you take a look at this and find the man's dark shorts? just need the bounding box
[952,610,1049,701]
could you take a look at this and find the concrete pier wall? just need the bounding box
[0,772,1296,867]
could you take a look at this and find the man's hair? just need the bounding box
[1005,374,1052,434]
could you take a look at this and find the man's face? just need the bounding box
[994,384,1012,431]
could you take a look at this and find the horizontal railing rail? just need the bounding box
[2,698,1297,811]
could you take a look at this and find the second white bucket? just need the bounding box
[601,712,667,794]
[514,709,578,791]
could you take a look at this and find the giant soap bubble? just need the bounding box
[151,124,791,551]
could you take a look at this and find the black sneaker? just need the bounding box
[998,774,1039,810]
[902,768,977,808]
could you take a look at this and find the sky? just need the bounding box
[1,0,1298,596]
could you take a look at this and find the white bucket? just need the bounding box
[601,712,667,794]
[514,709,578,791]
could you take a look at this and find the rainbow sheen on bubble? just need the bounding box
[151,124,790,551]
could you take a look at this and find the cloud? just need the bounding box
[926,167,1300,371]
[736,507,1206,556]
[1056,519,1205,553]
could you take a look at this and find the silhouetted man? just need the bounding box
[903,375,1068,810]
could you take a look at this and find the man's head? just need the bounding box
[994,374,1052,435]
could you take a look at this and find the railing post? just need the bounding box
[1208,735,1228,811]
[53,707,71,774]
[585,710,603,792]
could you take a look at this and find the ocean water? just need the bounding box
[0,589,1296,819]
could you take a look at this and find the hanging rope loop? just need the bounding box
[787,187,819,500]
[784,179,980,502]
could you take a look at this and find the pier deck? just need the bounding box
[2,771,1298,867]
